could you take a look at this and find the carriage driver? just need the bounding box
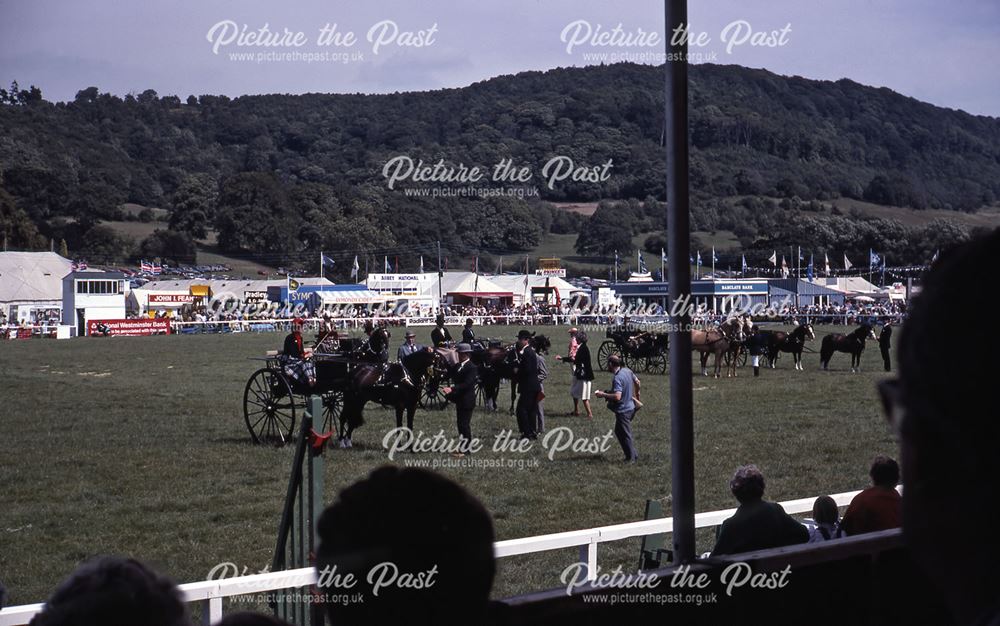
[431,314,453,347]
[282,317,316,387]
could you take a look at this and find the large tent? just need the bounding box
[0,251,73,321]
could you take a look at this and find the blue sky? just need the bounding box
[1,0,998,116]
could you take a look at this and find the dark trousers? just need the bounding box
[614,410,638,461]
[880,345,891,372]
[516,391,539,438]
[457,406,474,452]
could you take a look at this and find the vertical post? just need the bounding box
[437,241,444,314]
[665,0,696,564]
[578,540,598,583]
[319,251,324,280]
[307,395,325,626]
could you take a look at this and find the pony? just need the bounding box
[691,316,746,378]
[473,334,550,413]
[761,323,815,370]
[820,324,877,372]
[336,347,439,448]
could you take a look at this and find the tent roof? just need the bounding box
[0,251,72,304]
[489,274,576,296]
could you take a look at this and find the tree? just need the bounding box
[214,173,300,254]
[79,225,134,263]
[59,239,69,258]
[139,230,197,264]
[169,174,218,239]
[0,187,46,249]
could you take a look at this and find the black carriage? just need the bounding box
[243,339,366,445]
[597,328,669,374]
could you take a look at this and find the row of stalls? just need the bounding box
[364,271,582,313]
[604,277,899,312]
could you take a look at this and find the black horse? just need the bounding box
[337,347,438,448]
[761,324,815,370]
[473,334,551,413]
[820,324,877,372]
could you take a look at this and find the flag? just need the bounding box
[140,260,152,272]
[798,247,804,261]
[288,277,300,292]
[351,255,360,279]
[712,247,718,263]
[869,249,881,267]
[768,251,777,267]
[637,251,648,274]
[661,248,667,263]
[321,253,335,269]
[614,251,621,268]
[931,249,939,263]
[696,250,702,265]
[150,262,162,276]
[384,256,390,273]
[741,254,748,273]
[420,256,425,273]
[807,254,814,280]
[781,255,789,278]
[844,254,853,270]
[824,253,831,275]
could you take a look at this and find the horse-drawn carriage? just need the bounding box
[242,338,367,445]
[597,328,669,374]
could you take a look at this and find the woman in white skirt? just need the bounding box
[556,330,595,418]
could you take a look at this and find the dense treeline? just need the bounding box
[0,63,998,272]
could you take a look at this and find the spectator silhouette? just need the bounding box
[838,455,901,536]
[712,465,809,555]
[315,467,496,626]
[807,495,844,543]
[888,229,1000,625]
[27,557,190,626]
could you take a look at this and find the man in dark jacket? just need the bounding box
[556,330,595,418]
[461,318,476,345]
[712,465,809,555]
[431,314,452,347]
[443,343,479,455]
[513,329,541,440]
[879,321,893,372]
[748,326,768,377]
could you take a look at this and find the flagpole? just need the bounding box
[437,241,443,313]
[319,251,324,280]
[711,247,715,278]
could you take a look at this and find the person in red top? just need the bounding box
[281,318,316,387]
[838,455,901,535]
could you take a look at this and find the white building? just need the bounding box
[62,271,128,336]
[0,251,72,323]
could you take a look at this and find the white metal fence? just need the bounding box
[0,487,879,625]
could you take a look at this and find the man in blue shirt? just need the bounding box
[595,354,639,463]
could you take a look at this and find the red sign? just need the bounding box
[87,318,171,337]
[149,294,195,304]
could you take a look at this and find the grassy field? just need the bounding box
[0,324,898,608]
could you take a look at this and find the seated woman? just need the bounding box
[281,318,316,387]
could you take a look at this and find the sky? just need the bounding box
[1,0,998,117]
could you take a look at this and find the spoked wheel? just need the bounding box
[645,352,667,375]
[244,368,297,445]
[421,379,449,410]
[597,340,616,365]
[321,390,343,435]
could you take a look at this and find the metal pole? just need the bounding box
[437,241,443,314]
[665,0,695,564]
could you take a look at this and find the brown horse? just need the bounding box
[820,324,877,372]
[692,317,747,378]
[761,323,816,370]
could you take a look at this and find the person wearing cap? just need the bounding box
[282,317,316,387]
[556,329,594,418]
[595,354,638,463]
[513,329,541,440]
[431,314,452,347]
[397,330,423,362]
[462,318,476,345]
[442,343,479,455]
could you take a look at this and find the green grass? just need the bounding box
[0,324,897,606]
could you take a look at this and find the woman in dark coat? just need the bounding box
[556,330,595,418]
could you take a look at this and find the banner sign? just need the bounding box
[87,318,171,337]
[244,290,269,304]
[149,294,195,304]
[535,269,567,277]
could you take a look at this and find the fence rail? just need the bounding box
[0,487,887,625]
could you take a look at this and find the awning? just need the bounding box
[449,291,514,298]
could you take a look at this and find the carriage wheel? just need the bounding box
[243,368,297,445]
[646,352,667,375]
[597,340,616,366]
[421,379,449,411]
[321,390,343,436]
[737,350,748,367]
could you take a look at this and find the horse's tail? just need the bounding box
[820,336,833,366]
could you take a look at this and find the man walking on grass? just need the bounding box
[595,354,638,463]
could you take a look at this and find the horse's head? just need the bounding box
[804,324,816,341]
[531,334,551,354]
[720,317,745,342]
